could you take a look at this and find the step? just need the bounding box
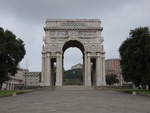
[56,85,93,90]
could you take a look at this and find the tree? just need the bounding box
[119,27,150,89]
[0,27,26,89]
[106,74,119,86]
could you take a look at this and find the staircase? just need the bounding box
[56,85,93,90]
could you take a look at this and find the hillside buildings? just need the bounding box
[71,64,83,69]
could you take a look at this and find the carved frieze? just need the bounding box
[48,30,97,39]
[45,19,102,30]
[45,44,61,52]
[49,31,67,37]
[68,31,78,36]
[78,31,96,38]
[44,19,104,54]
[90,45,97,52]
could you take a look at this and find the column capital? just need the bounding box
[96,52,101,57]
[46,52,50,57]
[56,52,61,56]
[87,52,91,57]
[102,55,105,59]
[42,51,46,54]
[42,54,46,58]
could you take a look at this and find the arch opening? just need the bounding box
[62,40,85,85]
[62,40,84,54]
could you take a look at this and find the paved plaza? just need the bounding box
[0,86,150,113]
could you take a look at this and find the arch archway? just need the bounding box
[62,40,85,85]
[62,40,85,53]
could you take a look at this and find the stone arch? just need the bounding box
[62,40,85,85]
[41,19,106,87]
[62,40,85,53]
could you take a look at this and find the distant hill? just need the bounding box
[64,69,83,79]
[64,68,83,85]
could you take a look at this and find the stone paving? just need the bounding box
[0,86,150,113]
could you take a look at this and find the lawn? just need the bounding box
[0,90,32,96]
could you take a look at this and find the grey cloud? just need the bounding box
[0,0,150,71]
[64,48,83,70]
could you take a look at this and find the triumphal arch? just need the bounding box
[41,19,106,87]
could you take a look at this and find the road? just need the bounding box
[0,86,150,113]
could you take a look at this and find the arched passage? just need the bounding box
[62,40,85,85]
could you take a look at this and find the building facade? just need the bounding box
[2,69,27,90]
[105,59,124,86]
[2,69,41,90]
[24,71,41,86]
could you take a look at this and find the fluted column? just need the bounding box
[84,53,91,86]
[56,52,63,86]
[102,55,106,86]
[41,53,45,86]
[84,54,87,86]
[45,52,51,86]
[6,83,9,90]
[96,53,103,86]
[59,53,63,86]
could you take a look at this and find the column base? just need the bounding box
[84,81,92,86]
[55,83,63,87]
[96,81,106,86]
[102,81,106,86]
[40,83,45,86]
[43,82,51,86]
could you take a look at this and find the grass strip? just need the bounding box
[0,90,32,96]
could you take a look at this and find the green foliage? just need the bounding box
[0,90,31,96]
[64,69,83,79]
[106,74,119,85]
[64,69,83,85]
[119,27,150,88]
[63,78,82,85]
[0,27,26,88]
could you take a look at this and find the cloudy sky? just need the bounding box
[0,0,150,71]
